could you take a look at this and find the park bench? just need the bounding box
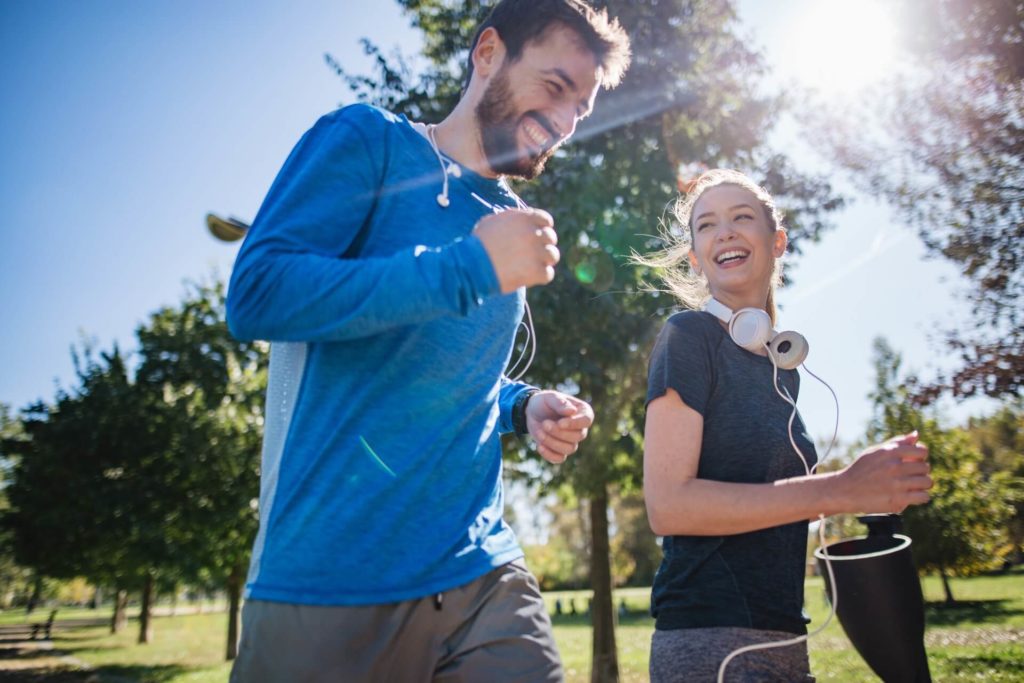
[30,609,57,640]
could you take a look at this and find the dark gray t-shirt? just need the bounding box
[646,310,817,635]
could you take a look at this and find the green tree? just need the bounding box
[0,404,32,609]
[868,338,1014,603]
[133,279,267,659]
[964,403,1024,565]
[2,346,153,628]
[331,2,843,678]
[807,0,1024,402]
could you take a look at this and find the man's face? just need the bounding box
[475,24,602,180]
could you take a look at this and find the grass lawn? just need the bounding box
[4,571,1020,682]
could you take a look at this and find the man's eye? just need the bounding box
[547,81,563,94]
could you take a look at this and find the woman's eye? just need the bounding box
[736,213,754,221]
[696,222,712,231]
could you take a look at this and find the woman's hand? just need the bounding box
[832,432,932,515]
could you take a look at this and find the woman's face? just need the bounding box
[687,184,787,304]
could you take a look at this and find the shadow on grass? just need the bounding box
[0,664,190,683]
[92,664,191,682]
[550,611,653,628]
[924,599,1022,627]
[0,670,93,682]
[0,647,67,662]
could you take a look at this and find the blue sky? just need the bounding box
[0,1,995,447]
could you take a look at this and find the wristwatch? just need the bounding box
[512,389,539,435]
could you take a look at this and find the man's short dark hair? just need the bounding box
[464,0,631,92]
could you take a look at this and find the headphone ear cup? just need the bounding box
[729,308,774,352]
[768,330,808,370]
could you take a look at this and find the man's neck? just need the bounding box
[432,104,499,179]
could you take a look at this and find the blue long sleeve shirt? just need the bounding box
[227,104,533,605]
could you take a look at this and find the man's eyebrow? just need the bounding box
[542,67,578,92]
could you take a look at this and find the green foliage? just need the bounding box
[964,403,1024,562]
[0,405,33,607]
[524,538,587,591]
[3,347,143,584]
[807,0,1024,401]
[868,338,1015,580]
[134,279,267,584]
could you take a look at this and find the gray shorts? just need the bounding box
[650,627,814,682]
[230,560,563,683]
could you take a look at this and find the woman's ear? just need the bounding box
[772,228,788,259]
[471,27,506,79]
[688,249,702,276]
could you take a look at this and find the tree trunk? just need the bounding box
[90,585,102,610]
[226,561,245,660]
[25,573,42,615]
[589,485,619,683]
[138,573,154,644]
[939,566,956,605]
[111,589,129,633]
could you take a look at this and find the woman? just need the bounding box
[642,169,932,682]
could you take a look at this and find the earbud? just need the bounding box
[426,124,455,209]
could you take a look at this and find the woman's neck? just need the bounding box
[709,289,768,315]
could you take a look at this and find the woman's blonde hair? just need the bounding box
[640,169,785,324]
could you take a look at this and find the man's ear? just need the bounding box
[472,27,506,79]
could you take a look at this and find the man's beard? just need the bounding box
[475,66,561,180]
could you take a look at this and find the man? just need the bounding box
[226,1,630,680]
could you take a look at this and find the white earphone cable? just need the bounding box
[426,124,454,208]
[465,191,538,382]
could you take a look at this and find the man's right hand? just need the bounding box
[474,208,559,293]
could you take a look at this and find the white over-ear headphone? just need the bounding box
[704,298,808,370]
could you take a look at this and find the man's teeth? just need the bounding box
[524,121,548,147]
[716,250,748,264]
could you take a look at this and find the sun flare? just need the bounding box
[777,0,900,94]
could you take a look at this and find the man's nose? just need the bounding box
[552,105,578,141]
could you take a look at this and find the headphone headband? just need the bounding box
[704,298,734,326]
